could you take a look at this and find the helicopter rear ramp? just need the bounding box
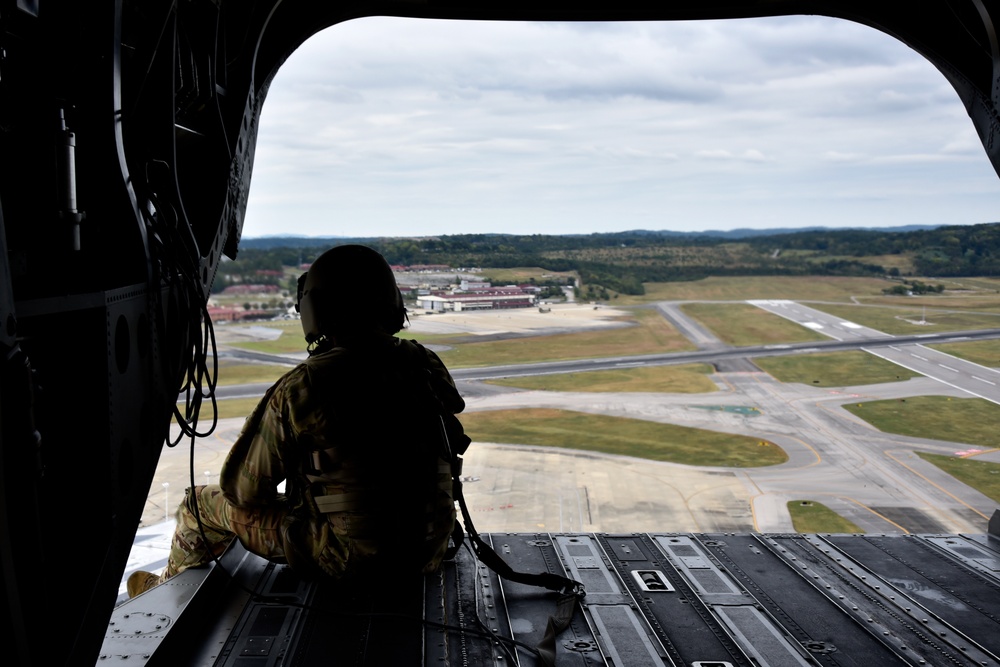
[104,524,1000,666]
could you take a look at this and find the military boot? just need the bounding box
[127,571,161,598]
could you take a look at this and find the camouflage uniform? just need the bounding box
[161,333,463,583]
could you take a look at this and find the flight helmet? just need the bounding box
[297,245,405,344]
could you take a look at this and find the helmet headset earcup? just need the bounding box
[297,245,406,344]
[298,284,322,344]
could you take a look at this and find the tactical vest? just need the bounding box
[288,343,463,575]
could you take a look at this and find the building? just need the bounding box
[416,287,535,311]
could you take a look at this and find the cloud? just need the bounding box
[823,151,863,163]
[242,16,1000,237]
[695,149,768,162]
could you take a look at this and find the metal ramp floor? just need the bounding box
[104,529,1000,666]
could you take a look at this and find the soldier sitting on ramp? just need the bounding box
[128,244,467,596]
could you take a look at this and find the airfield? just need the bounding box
[122,298,1000,597]
[145,301,997,527]
[442,301,998,536]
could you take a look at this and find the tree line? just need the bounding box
[224,222,1000,296]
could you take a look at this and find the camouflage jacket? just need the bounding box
[220,333,465,579]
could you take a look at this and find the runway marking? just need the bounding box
[954,448,983,457]
[615,362,645,367]
[938,364,959,372]
[911,354,928,361]
[843,497,911,534]
[884,450,989,522]
[973,376,997,385]
[962,446,1000,459]
[888,345,900,351]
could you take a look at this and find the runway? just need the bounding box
[750,299,1000,405]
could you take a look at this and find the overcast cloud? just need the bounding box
[241,16,1000,238]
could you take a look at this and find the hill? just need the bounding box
[239,224,945,249]
[224,223,1000,296]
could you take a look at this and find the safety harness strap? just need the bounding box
[452,467,583,595]
[436,413,584,666]
[450,457,584,667]
[536,592,581,666]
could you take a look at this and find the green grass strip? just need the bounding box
[915,452,1000,505]
[215,362,291,386]
[461,408,787,467]
[681,302,827,346]
[484,363,718,393]
[435,308,695,368]
[178,397,261,421]
[787,500,864,533]
[616,276,892,305]
[927,339,1000,368]
[227,309,693,369]
[809,303,1000,335]
[755,351,922,387]
[843,396,1000,448]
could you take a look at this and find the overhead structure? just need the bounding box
[2,2,1000,665]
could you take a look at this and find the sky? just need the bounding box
[241,15,1000,239]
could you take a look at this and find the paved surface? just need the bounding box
[653,301,725,350]
[406,303,631,337]
[751,299,1000,405]
[457,372,996,536]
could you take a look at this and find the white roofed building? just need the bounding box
[417,287,535,312]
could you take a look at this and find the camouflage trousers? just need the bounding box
[160,485,287,582]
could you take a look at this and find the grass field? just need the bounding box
[808,303,1000,334]
[435,308,695,368]
[755,351,922,387]
[787,501,864,533]
[927,339,1000,368]
[483,363,718,393]
[460,408,787,467]
[614,276,895,305]
[221,320,307,355]
[224,308,693,368]
[223,320,466,354]
[857,254,915,273]
[916,452,1000,505]
[198,397,260,420]
[680,302,828,346]
[859,294,1000,312]
[215,361,290,386]
[476,267,577,284]
[943,277,1000,292]
[843,395,1000,448]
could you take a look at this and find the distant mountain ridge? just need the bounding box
[222,222,1000,297]
[239,224,945,249]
